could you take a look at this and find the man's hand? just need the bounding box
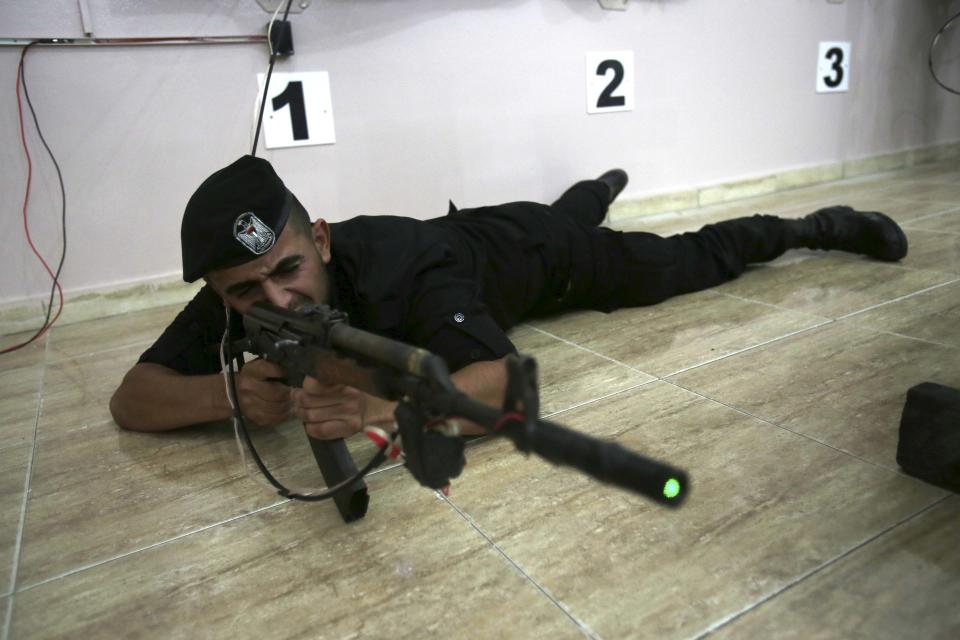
[236,358,294,426]
[292,377,366,440]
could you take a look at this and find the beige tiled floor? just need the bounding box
[2,161,959,639]
[709,498,960,640]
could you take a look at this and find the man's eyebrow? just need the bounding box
[224,255,304,296]
[225,279,259,296]
[272,255,303,273]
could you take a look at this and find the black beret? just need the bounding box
[180,155,293,282]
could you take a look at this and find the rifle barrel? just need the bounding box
[449,395,688,507]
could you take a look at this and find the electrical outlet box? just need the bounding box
[269,20,294,56]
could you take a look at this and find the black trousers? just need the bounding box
[540,179,800,313]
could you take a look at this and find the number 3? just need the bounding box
[823,47,844,88]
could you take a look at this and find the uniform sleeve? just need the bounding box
[137,285,232,375]
[335,217,516,372]
[422,312,517,372]
[404,273,516,372]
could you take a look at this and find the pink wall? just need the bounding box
[1,0,959,304]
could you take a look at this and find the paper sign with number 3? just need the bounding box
[817,42,851,93]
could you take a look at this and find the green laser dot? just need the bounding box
[663,478,681,499]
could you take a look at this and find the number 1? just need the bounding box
[272,81,309,141]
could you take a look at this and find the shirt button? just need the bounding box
[454,312,465,323]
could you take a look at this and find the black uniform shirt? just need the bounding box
[137,202,584,375]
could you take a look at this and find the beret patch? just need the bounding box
[234,211,276,255]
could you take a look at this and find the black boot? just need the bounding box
[597,169,629,204]
[794,205,908,262]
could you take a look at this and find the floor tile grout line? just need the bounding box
[1,334,50,640]
[667,315,959,380]
[664,379,892,473]
[712,290,831,319]
[833,256,960,279]
[14,460,412,595]
[440,494,600,640]
[15,500,288,595]
[693,494,955,639]
[524,325,650,375]
[658,320,833,380]
[43,337,157,367]
[896,204,960,224]
[713,277,960,350]
[542,379,660,420]
[835,278,960,320]
[900,226,960,236]
[0,337,155,381]
[0,598,9,640]
[871,263,960,278]
[707,251,960,311]
[853,327,960,350]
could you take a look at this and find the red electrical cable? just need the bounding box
[0,46,65,354]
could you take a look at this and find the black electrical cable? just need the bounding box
[929,9,960,96]
[224,323,394,501]
[251,0,296,156]
[2,41,68,355]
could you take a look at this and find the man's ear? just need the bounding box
[312,218,332,264]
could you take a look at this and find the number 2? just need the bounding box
[596,60,626,108]
[823,47,844,88]
[272,81,310,140]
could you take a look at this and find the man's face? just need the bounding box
[205,219,333,316]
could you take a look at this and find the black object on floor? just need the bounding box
[897,382,960,493]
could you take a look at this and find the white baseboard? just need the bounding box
[607,141,960,223]
[1,275,202,336]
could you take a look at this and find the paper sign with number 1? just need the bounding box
[256,71,336,149]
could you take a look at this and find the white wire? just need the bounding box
[266,1,284,56]
[220,305,276,492]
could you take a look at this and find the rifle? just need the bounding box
[233,301,689,522]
